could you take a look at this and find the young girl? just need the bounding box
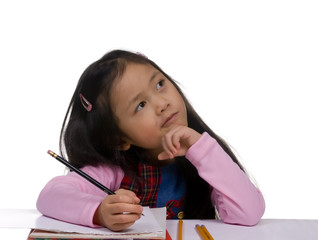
[37,50,265,231]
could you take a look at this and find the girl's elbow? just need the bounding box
[36,191,48,215]
[36,187,56,216]
[223,210,263,226]
[222,200,265,226]
[238,193,266,226]
[238,208,264,226]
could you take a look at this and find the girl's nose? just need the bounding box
[155,96,169,114]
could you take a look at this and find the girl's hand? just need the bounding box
[158,126,201,160]
[93,189,143,231]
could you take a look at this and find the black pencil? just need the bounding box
[47,150,115,195]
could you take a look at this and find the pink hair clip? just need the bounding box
[79,93,92,112]
[136,52,148,58]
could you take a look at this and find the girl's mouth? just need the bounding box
[162,112,178,127]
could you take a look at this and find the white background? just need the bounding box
[1,0,317,238]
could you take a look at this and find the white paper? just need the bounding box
[0,207,165,236]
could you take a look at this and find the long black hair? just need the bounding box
[60,49,244,219]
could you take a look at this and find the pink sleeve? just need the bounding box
[36,164,124,227]
[185,132,265,226]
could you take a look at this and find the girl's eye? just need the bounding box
[156,80,164,90]
[136,101,146,112]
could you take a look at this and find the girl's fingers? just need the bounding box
[161,136,175,159]
[108,218,140,232]
[107,202,143,215]
[105,211,142,231]
[115,189,140,204]
[158,151,171,160]
[171,131,182,150]
[97,197,143,231]
[161,126,182,157]
[116,189,140,204]
[94,189,144,231]
[159,126,202,160]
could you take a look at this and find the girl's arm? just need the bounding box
[185,132,265,226]
[36,164,124,227]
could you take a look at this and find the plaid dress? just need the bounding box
[120,161,186,219]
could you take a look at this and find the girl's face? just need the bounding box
[110,63,188,157]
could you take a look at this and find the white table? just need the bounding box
[1,208,318,240]
[166,219,318,240]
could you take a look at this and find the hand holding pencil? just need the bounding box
[93,189,143,231]
[47,150,143,231]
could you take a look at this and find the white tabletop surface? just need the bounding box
[166,219,318,240]
[1,212,318,240]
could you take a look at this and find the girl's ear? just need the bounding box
[118,141,131,151]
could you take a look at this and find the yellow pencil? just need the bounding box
[195,224,208,240]
[178,219,183,240]
[177,211,184,240]
[201,225,214,240]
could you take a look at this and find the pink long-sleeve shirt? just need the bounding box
[37,132,265,227]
